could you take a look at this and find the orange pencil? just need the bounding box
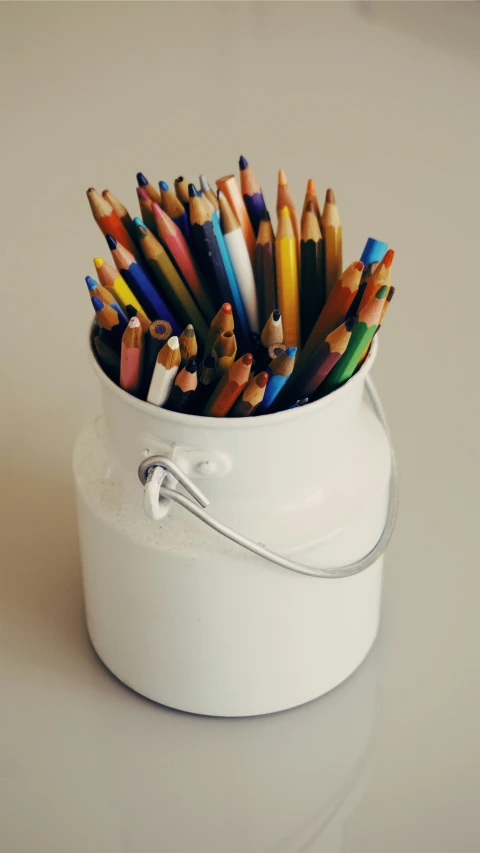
[120,317,144,395]
[215,174,256,263]
[203,352,253,417]
[86,188,140,261]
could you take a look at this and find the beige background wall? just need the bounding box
[1,3,480,851]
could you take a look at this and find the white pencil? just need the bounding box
[147,336,181,407]
[217,191,259,334]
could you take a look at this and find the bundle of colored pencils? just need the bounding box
[86,160,395,418]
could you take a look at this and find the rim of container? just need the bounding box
[88,322,378,429]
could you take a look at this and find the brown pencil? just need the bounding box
[232,371,269,417]
[322,189,343,297]
[179,324,198,367]
[254,211,276,328]
[215,174,256,262]
[276,169,300,261]
[213,330,237,377]
[205,302,234,355]
[174,176,190,207]
[203,353,253,417]
[261,309,283,349]
[300,201,325,344]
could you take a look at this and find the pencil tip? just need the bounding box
[199,175,210,192]
[125,305,136,318]
[325,188,335,204]
[128,316,141,329]
[85,275,97,290]
[185,357,197,373]
[168,336,180,350]
[243,353,254,365]
[91,295,104,311]
[188,183,199,198]
[132,217,145,228]
[285,347,297,357]
[175,176,184,183]
[136,186,149,200]
[136,172,148,187]
[273,309,281,321]
[256,372,269,387]
[353,261,364,271]
[159,180,169,191]
[307,178,316,193]
[278,169,288,185]
[93,257,103,269]
[383,249,395,268]
[345,316,357,333]
[86,187,98,197]
[105,234,117,250]
[222,303,233,314]
[239,155,248,170]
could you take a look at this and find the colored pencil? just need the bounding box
[168,357,198,413]
[254,211,276,328]
[86,188,140,261]
[357,286,395,367]
[268,343,287,361]
[285,317,357,404]
[276,206,300,347]
[159,181,192,247]
[106,234,180,335]
[120,316,144,395]
[90,295,127,350]
[102,190,137,247]
[213,330,237,377]
[217,191,259,334]
[289,260,364,389]
[136,172,162,205]
[276,169,300,261]
[261,309,283,349]
[147,335,181,407]
[232,371,269,417]
[93,332,120,380]
[319,284,389,396]
[133,217,207,343]
[152,202,215,323]
[85,274,122,313]
[93,257,149,320]
[215,174,256,262]
[300,201,325,344]
[205,302,234,356]
[136,187,157,235]
[145,319,173,380]
[257,346,297,413]
[239,155,268,236]
[301,178,322,226]
[179,323,198,367]
[203,352,253,418]
[349,248,394,319]
[125,303,150,334]
[322,189,343,298]
[195,353,216,413]
[174,176,190,208]
[360,237,388,268]
[199,175,219,211]
[188,185,236,309]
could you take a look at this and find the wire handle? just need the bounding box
[138,377,397,580]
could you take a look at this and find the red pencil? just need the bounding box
[87,188,140,261]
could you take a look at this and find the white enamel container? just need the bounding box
[74,336,391,716]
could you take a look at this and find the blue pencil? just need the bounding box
[106,235,181,335]
[85,275,126,322]
[257,346,297,413]
[360,237,388,267]
[239,155,268,236]
[90,294,128,350]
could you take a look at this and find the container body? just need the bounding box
[74,337,390,716]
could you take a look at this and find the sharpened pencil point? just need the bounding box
[273,309,281,322]
[105,234,117,250]
[128,316,141,329]
[185,357,197,373]
[136,173,148,187]
[382,249,395,268]
[345,317,358,333]
[176,176,184,182]
[353,261,364,272]
[159,181,169,191]
[278,169,288,186]
[132,217,145,228]
[85,275,98,291]
[256,372,269,388]
[167,336,179,350]
[239,155,248,170]
[307,178,316,193]
[242,354,254,366]
[285,347,297,358]
[222,303,233,314]
[188,183,199,198]
[325,188,335,204]
[93,257,104,270]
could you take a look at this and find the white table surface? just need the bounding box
[2,3,480,851]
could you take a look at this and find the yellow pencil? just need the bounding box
[93,257,149,320]
[275,206,300,347]
[322,189,343,298]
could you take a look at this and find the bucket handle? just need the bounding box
[138,377,397,580]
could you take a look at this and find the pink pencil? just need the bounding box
[152,202,215,323]
[120,317,144,395]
